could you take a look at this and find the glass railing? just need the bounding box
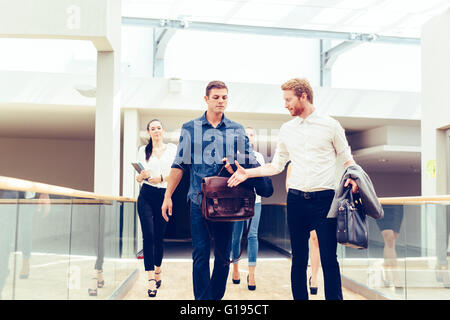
[0,176,138,300]
[259,196,450,300]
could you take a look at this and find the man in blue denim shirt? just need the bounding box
[161,80,273,300]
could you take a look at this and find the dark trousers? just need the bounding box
[190,201,233,300]
[137,184,168,271]
[286,189,343,300]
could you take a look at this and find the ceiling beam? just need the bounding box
[153,28,177,77]
[122,17,420,45]
[320,40,362,86]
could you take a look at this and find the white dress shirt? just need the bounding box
[137,143,177,189]
[253,150,265,203]
[272,110,353,192]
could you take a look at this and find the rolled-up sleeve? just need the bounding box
[271,131,290,173]
[332,120,353,164]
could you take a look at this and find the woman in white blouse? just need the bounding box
[136,119,177,298]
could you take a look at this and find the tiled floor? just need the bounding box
[340,257,450,300]
[124,241,366,300]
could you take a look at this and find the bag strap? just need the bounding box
[203,218,252,266]
[195,164,225,205]
[217,163,227,177]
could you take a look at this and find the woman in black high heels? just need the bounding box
[136,119,177,298]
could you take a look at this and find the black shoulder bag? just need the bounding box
[336,187,368,250]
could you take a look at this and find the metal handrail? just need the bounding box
[0,176,136,202]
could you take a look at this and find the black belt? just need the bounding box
[288,188,334,200]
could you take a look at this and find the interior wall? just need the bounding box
[0,137,94,192]
[366,171,422,197]
[421,9,450,196]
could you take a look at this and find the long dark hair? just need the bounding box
[145,119,162,161]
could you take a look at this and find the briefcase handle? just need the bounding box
[217,163,226,176]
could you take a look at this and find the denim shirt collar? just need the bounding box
[199,111,231,128]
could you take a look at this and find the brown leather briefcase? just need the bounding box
[197,166,256,265]
[200,175,256,222]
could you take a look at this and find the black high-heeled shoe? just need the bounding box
[247,275,256,291]
[232,275,240,284]
[148,279,157,298]
[155,271,162,289]
[309,276,318,295]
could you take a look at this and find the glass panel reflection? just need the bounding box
[403,203,450,300]
[68,199,122,299]
[258,202,450,300]
[68,198,107,299]
[121,201,137,259]
[13,193,72,300]
[0,186,138,300]
[0,190,18,300]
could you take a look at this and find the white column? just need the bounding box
[94,50,121,196]
[93,0,121,196]
[122,109,140,198]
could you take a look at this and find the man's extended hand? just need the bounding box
[344,178,359,193]
[222,157,235,174]
[227,160,249,187]
[161,197,173,222]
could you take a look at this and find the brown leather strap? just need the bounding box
[217,164,227,177]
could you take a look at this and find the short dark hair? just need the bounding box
[205,80,228,97]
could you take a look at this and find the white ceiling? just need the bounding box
[122,0,450,38]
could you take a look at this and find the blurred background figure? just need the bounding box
[375,205,404,288]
